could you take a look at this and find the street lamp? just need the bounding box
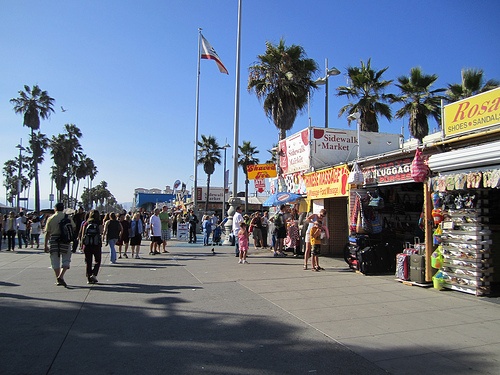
[15,142,25,212]
[314,58,340,128]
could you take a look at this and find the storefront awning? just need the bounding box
[427,141,500,172]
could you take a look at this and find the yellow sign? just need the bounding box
[444,87,500,137]
[303,165,350,199]
[246,163,277,180]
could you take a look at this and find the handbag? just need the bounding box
[347,162,364,185]
[410,148,429,183]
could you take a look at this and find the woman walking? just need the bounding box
[5,212,16,251]
[117,213,131,258]
[103,212,122,264]
[129,213,143,259]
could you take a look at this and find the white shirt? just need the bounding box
[16,216,27,230]
[150,214,162,237]
[232,211,243,236]
[30,221,42,235]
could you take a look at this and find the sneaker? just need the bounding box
[56,277,67,287]
[123,253,128,258]
[118,255,122,259]
[238,259,243,264]
[243,260,248,264]
[135,255,140,259]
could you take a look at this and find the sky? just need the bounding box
[1,0,500,208]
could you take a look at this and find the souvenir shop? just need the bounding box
[427,140,500,296]
[345,152,428,277]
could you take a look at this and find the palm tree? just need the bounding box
[25,132,50,204]
[248,39,319,141]
[337,59,393,132]
[392,67,446,142]
[10,85,55,212]
[50,124,84,205]
[266,143,278,164]
[75,156,97,209]
[197,135,221,213]
[238,141,260,213]
[446,68,500,103]
[2,157,30,207]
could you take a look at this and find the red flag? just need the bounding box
[201,35,228,74]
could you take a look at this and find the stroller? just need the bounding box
[212,225,223,246]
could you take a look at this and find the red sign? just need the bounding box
[254,178,265,193]
[362,158,413,185]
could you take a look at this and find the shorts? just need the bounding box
[312,244,321,256]
[161,229,170,241]
[130,234,142,246]
[276,226,287,239]
[151,236,162,245]
[252,228,263,242]
[49,240,72,269]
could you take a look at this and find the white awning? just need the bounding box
[428,141,500,172]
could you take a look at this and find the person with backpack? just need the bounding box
[44,202,76,287]
[81,209,103,284]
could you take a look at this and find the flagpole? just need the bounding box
[223,0,242,244]
[231,0,242,200]
[193,28,202,209]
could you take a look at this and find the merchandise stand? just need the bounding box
[439,191,492,296]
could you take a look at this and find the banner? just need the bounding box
[303,165,350,199]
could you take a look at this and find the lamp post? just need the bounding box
[314,58,340,128]
[15,141,25,212]
[218,143,231,214]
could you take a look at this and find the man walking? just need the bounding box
[149,208,162,255]
[232,206,243,257]
[159,205,170,253]
[16,211,28,249]
[44,202,76,287]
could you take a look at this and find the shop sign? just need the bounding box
[279,127,401,175]
[196,187,224,202]
[303,165,349,199]
[362,158,413,185]
[279,129,310,174]
[444,87,500,137]
[254,178,265,193]
[247,163,277,180]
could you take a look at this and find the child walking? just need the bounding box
[238,222,249,264]
[310,220,323,272]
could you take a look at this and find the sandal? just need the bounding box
[303,265,307,270]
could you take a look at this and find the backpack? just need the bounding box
[83,222,102,246]
[274,213,284,228]
[57,214,75,244]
